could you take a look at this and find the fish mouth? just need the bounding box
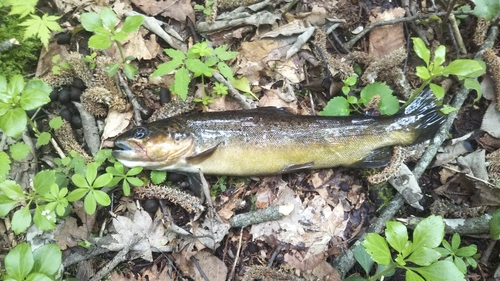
[112,140,135,159]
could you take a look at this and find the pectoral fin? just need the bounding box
[186,143,221,164]
[281,162,314,173]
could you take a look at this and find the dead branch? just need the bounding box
[229,204,294,228]
[72,102,100,155]
[402,214,492,236]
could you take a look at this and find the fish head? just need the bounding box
[112,120,194,169]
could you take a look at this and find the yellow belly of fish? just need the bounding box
[193,130,414,176]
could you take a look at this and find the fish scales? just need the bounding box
[112,88,445,176]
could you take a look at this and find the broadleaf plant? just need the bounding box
[347,215,470,281]
[80,7,143,79]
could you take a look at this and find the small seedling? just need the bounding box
[321,82,400,116]
[106,161,144,196]
[80,7,143,79]
[194,1,214,16]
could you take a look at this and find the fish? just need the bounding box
[112,88,445,176]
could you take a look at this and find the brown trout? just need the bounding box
[112,88,445,176]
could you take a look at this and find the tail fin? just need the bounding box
[397,87,445,144]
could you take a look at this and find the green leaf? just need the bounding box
[321,96,350,116]
[5,242,34,280]
[105,63,120,77]
[112,30,128,42]
[456,245,477,257]
[127,177,144,187]
[93,173,113,188]
[25,78,52,95]
[165,48,186,60]
[8,0,37,18]
[10,142,30,161]
[49,116,63,130]
[173,66,190,101]
[81,12,102,32]
[0,107,28,138]
[442,59,486,78]
[231,76,255,97]
[454,256,467,274]
[7,74,24,98]
[385,221,408,253]
[93,190,111,206]
[490,209,500,239]
[34,170,55,195]
[85,162,98,185]
[123,63,139,80]
[67,188,88,202]
[344,276,368,281]
[411,260,465,281]
[416,66,431,80]
[360,82,392,104]
[37,132,52,146]
[33,207,55,231]
[433,45,446,66]
[451,233,460,250]
[379,94,400,116]
[464,78,483,102]
[84,192,97,214]
[185,58,215,77]
[440,104,458,114]
[32,244,61,276]
[344,75,358,86]
[151,58,184,77]
[122,180,131,196]
[88,34,113,49]
[406,247,441,266]
[20,88,51,111]
[121,15,144,33]
[0,151,10,181]
[429,83,444,100]
[217,61,234,80]
[25,272,53,281]
[412,37,430,66]
[406,269,426,281]
[71,174,89,188]
[214,45,238,60]
[150,170,166,185]
[0,180,24,200]
[472,0,500,21]
[361,233,392,265]
[353,245,374,275]
[0,194,16,217]
[12,206,32,234]
[19,14,62,49]
[100,7,118,30]
[127,166,142,176]
[413,215,445,251]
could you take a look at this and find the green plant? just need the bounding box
[348,215,466,281]
[194,0,214,16]
[66,162,112,215]
[211,176,228,196]
[80,7,143,79]
[150,170,167,185]
[321,82,400,116]
[106,161,144,196]
[412,37,485,104]
[472,0,500,21]
[436,233,479,274]
[7,0,61,49]
[51,54,72,75]
[0,74,52,138]
[490,208,500,240]
[0,170,68,234]
[151,41,240,101]
[4,242,62,281]
[341,74,358,95]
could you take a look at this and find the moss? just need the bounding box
[0,9,42,79]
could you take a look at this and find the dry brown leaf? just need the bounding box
[101,110,133,143]
[123,31,161,60]
[138,263,175,281]
[368,7,406,57]
[54,216,89,250]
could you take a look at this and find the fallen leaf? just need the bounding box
[101,110,133,142]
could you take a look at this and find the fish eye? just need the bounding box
[133,127,148,139]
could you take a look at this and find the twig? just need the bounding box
[228,229,244,280]
[332,24,499,278]
[229,204,294,228]
[116,71,147,126]
[212,72,256,109]
[72,102,100,155]
[480,240,497,265]
[89,234,141,281]
[268,243,284,267]
[448,14,467,54]
[191,256,210,281]
[402,214,492,236]
[345,10,474,49]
